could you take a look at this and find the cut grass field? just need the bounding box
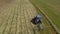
[31,0,60,31]
[0,0,37,34]
[0,0,58,34]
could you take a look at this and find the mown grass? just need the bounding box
[30,1,57,34]
[36,6,56,34]
[31,0,60,31]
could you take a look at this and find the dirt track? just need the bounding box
[0,0,57,34]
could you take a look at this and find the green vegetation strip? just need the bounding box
[30,0,60,31]
[29,0,60,34]
[39,8,60,34]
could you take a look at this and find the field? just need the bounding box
[31,0,60,33]
[32,0,60,30]
[0,0,59,34]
